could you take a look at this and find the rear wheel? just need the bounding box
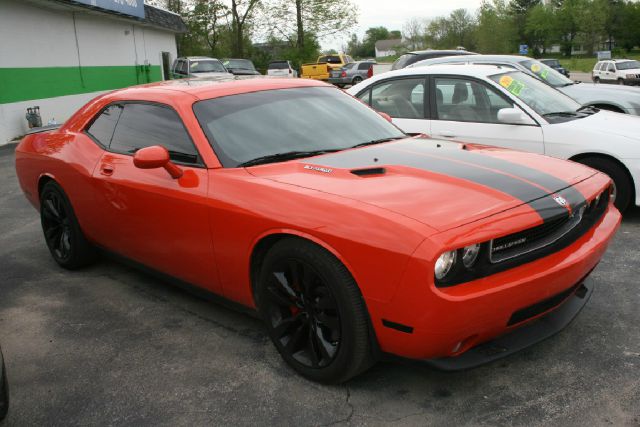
[594,76,600,83]
[256,238,374,383]
[617,78,625,85]
[40,181,96,269]
[352,76,363,85]
[577,157,632,212]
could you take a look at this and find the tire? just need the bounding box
[577,157,632,213]
[336,84,345,88]
[617,78,625,85]
[40,181,97,269]
[352,76,363,85]
[255,238,374,383]
[0,350,8,421]
[594,77,600,83]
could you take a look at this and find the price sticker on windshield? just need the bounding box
[499,75,513,88]
[499,75,525,96]
[531,64,541,73]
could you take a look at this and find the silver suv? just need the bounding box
[328,60,375,87]
[170,56,232,79]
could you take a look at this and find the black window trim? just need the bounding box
[83,100,206,168]
[356,75,429,120]
[429,74,541,127]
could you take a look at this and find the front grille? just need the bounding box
[490,188,609,265]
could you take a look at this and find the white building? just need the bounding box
[0,0,186,145]
[374,39,403,58]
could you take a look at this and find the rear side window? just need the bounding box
[86,104,123,147]
[109,103,200,164]
[268,62,288,70]
[358,63,372,70]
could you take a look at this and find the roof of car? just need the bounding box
[103,76,329,102]
[408,54,535,68]
[407,49,470,55]
[181,56,221,61]
[364,64,508,83]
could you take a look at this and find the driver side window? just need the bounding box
[434,77,513,124]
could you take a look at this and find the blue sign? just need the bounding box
[74,0,145,19]
[519,44,529,55]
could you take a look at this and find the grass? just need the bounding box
[559,53,640,72]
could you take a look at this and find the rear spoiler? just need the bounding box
[26,124,61,135]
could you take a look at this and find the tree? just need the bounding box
[263,0,358,58]
[448,8,477,48]
[576,0,608,55]
[554,0,581,56]
[509,0,541,48]
[188,0,229,57]
[525,3,556,55]
[231,0,260,57]
[403,18,425,51]
[476,0,518,53]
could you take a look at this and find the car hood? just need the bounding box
[191,72,234,78]
[550,110,640,142]
[247,138,595,232]
[561,83,640,108]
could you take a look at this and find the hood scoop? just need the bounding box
[350,167,386,177]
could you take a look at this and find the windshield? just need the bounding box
[541,59,560,67]
[268,61,288,70]
[617,60,640,70]
[518,59,572,87]
[190,60,226,73]
[391,54,414,70]
[319,56,342,64]
[489,71,581,118]
[224,59,255,70]
[193,87,405,167]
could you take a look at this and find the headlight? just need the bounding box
[435,250,457,280]
[462,244,481,268]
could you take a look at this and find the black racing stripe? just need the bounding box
[309,139,583,220]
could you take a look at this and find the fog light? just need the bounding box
[462,244,480,268]
[435,250,457,280]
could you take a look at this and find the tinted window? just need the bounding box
[391,54,415,70]
[435,77,513,124]
[343,63,356,70]
[86,104,123,146]
[190,60,226,73]
[268,61,289,70]
[193,87,404,167]
[178,60,188,75]
[110,103,199,164]
[319,56,342,64]
[224,59,256,71]
[358,63,372,70]
[608,63,616,72]
[518,59,572,87]
[617,60,640,70]
[370,78,425,119]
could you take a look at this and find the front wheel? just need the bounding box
[578,157,633,212]
[40,181,97,269]
[593,77,600,83]
[256,238,374,383]
[617,78,625,86]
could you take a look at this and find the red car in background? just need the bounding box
[15,77,620,383]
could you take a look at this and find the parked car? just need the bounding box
[266,60,297,78]
[0,346,8,421]
[328,60,375,87]
[592,59,640,85]
[539,58,570,77]
[301,54,354,80]
[409,55,640,115]
[171,56,231,79]
[349,64,640,212]
[222,59,261,76]
[15,77,620,383]
[391,49,475,70]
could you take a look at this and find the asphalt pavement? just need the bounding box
[0,144,639,426]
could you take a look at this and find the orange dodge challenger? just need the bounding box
[15,77,620,383]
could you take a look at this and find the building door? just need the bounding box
[161,52,171,80]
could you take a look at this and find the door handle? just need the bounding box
[436,131,456,138]
[100,164,114,176]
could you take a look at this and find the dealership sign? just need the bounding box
[74,0,145,18]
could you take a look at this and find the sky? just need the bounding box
[321,0,484,51]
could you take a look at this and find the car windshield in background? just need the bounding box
[193,87,405,167]
[190,60,226,73]
[319,56,342,64]
[268,62,288,69]
[226,59,256,70]
[489,71,582,120]
[617,60,640,70]
[541,59,560,67]
[391,54,414,70]
[519,59,572,87]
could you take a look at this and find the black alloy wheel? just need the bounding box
[352,76,363,85]
[256,238,374,383]
[40,181,96,269]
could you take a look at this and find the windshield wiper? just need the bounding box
[238,149,341,167]
[350,136,405,149]
[576,105,599,114]
[543,111,579,117]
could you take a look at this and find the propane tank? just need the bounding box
[25,106,43,128]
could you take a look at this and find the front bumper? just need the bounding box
[425,277,593,370]
[365,195,621,361]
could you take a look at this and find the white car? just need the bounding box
[348,64,640,211]
[266,60,298,78]
[593,59,640,86]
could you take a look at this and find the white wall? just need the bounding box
[0,0,179,144]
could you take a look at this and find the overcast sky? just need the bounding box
[321,0,483,50]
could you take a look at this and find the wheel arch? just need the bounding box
[569,152,635,200]
[37,173,58,208]
[587,103,626,113]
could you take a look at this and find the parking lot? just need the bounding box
[0,143,639,426]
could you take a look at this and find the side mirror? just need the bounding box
[133,145,183,179]
[497,108,534,125]
[378,112,393,123]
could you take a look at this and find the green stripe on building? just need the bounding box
[0,65,163,104]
